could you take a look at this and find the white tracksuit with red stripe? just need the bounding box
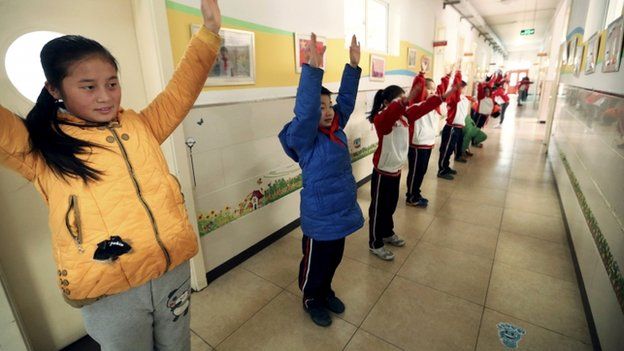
[372,96,445,175]
[368,96,443,249]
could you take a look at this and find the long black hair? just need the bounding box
[25,35,119,182]
[367,85,405,122]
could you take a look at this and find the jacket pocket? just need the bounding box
[64,195,84,252]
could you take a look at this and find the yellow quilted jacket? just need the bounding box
[0,27,220,307]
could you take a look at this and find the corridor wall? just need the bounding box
[549,1,624,349]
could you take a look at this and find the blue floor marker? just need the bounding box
[497,322,526,349]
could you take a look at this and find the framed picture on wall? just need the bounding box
[370,55,386,81]
[602,16,624,73]
[585,32,601,74]
[294,33,327,73]
[407,47,417,68]
[191,25,256,86]
[574,43,585,76]
[420,55,431,72]
[569,37,578,65]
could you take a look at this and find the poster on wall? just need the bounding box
[602,16,624,73]
[294,33,327,73]
[407,47,417,68]
[370,55,386,81]
[585,32,601,74]
[191,25,256,86]
[574,43,585,76]
[420,55,431,72]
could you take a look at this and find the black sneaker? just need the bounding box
[454,157,467,163]
[447,168,458,175]
[304,299,332,327]
[325,296,345,314]
[437,172,454,180]
[406,198,428,207]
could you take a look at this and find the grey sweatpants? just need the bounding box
[81,261,192,351]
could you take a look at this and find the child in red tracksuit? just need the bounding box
[367,82,454,261]
[476,86,494,129]
[492,83,510,127]
[405,73,449,207]
[438,72,470,180]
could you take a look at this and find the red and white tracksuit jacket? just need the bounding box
[372,96,444,176]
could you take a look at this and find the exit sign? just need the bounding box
[520,28,535,36]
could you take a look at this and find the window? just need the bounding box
[5,31,64,103]
[366,0,389,53]
[344,0,389,53]
[606,0,624,25]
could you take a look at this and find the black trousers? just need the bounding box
[455,130,464,159]
[438,125,462,173]
[475,114,488,128]
[368,169,400,249]
[500,102,509,124]
[406,147,432,201]
[299,235,345,306]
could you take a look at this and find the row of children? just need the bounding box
[279,33,517,326]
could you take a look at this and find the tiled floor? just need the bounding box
[189,103,594,351]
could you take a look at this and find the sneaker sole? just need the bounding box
[369,249,395,261]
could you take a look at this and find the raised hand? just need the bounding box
[349,35,361,68]
[306,33,326,69]
[201,0,221,34]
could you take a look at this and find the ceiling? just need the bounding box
[468,0,561,53]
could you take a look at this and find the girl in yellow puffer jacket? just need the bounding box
[0,1,221,349]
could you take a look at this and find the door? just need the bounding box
[507,69,529,94]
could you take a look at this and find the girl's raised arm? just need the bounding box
[0,106,37,181]
[139,0,221,144]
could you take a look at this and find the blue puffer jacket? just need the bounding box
[278,64,364,241]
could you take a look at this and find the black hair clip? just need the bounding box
[93,236,132,261]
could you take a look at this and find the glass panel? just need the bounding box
[366,0,388,53]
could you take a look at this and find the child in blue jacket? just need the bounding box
[278,34,363,327]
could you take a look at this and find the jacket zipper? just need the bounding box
[107,127,172,271]
[65,195,84,253]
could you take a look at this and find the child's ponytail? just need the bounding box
[367,85,405,123]
[26,87,103,182]
[368,89,386,123]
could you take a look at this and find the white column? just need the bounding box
[131,0,208,291]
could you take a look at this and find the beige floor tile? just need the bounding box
[191,331,214,351]
[486,263,590,344]
[455,174,510,191]
[391,209,436,239]
[501,209,567,244]
[505,192,562,217]
[475,309,593,350]
[437,199,504,229]
[361,276,482,351]
[450,186,507,207]
[288,226,304,240]
[217,291,356,351]
[507,178,558,198]
[240,235,301,288]
[343,226,417,274]
[421,217,499,259]
[495,231,576,282]
[286,256,394,326]
[398,241,492,304]
[344,329,403,351]
[191,268,281,346]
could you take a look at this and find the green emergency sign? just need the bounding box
[520,28,535,36]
